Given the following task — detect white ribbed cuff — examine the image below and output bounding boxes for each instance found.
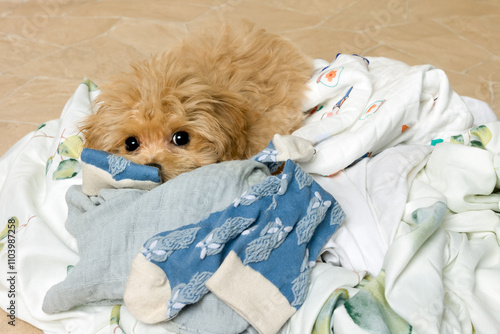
[206,251,295,334]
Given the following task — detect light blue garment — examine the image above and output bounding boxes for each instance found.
[42,157,270,320]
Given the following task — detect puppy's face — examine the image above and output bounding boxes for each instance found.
[80,64,250,182]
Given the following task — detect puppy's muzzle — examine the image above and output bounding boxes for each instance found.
[146,163,163,181]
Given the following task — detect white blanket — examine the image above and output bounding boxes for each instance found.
[0,55,497,333]
[388,125,500,334]
[294,55,473,176]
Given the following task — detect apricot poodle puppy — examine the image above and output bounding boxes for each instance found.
[80,23,313,181]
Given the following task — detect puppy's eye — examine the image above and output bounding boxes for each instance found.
[125,137,140,151]
[172,131,190,146]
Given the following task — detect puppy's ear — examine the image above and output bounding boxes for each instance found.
[79,113,107,150]
[79,113,95,146]
[79,107,123,152]
[207,91,253,160]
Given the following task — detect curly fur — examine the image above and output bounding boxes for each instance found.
[80,23,313,181]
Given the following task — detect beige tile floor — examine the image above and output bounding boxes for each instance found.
[1,0,500,332]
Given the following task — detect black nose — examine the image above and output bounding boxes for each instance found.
[145,163,162,172]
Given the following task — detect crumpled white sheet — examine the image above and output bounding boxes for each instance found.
[316,144,432,276]
[294,55,474,176]
[313,97,497,277]
[0,58,497,333]
[285,123,500,334]
[280,263,366,334]
[388,126,500,334]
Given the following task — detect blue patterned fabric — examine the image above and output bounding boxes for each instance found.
[141,144,345,320]
[81,148,161,183]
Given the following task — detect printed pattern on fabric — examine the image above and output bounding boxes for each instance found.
[255,147,279,163]
[48,134,84,180]
[243,218,293,265]
[196,217,255,259]
[0,217,19,253]
[142,227,201,262]
[295,164,314,190]
[251,142,282,173]
[329,201,345,227]
[232,173,289,212]
[139,151,345,320]
[294,54,473,176]
[291,250,313,307]
[166,271,213,319]
[446,124,493,149]
[296,192,332,244]
[317,66,343,88]
[107,155,131,177]
[80,148,162,187]
[109,305,125,334]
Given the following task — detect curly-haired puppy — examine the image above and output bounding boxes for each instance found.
[80,23,313,181]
